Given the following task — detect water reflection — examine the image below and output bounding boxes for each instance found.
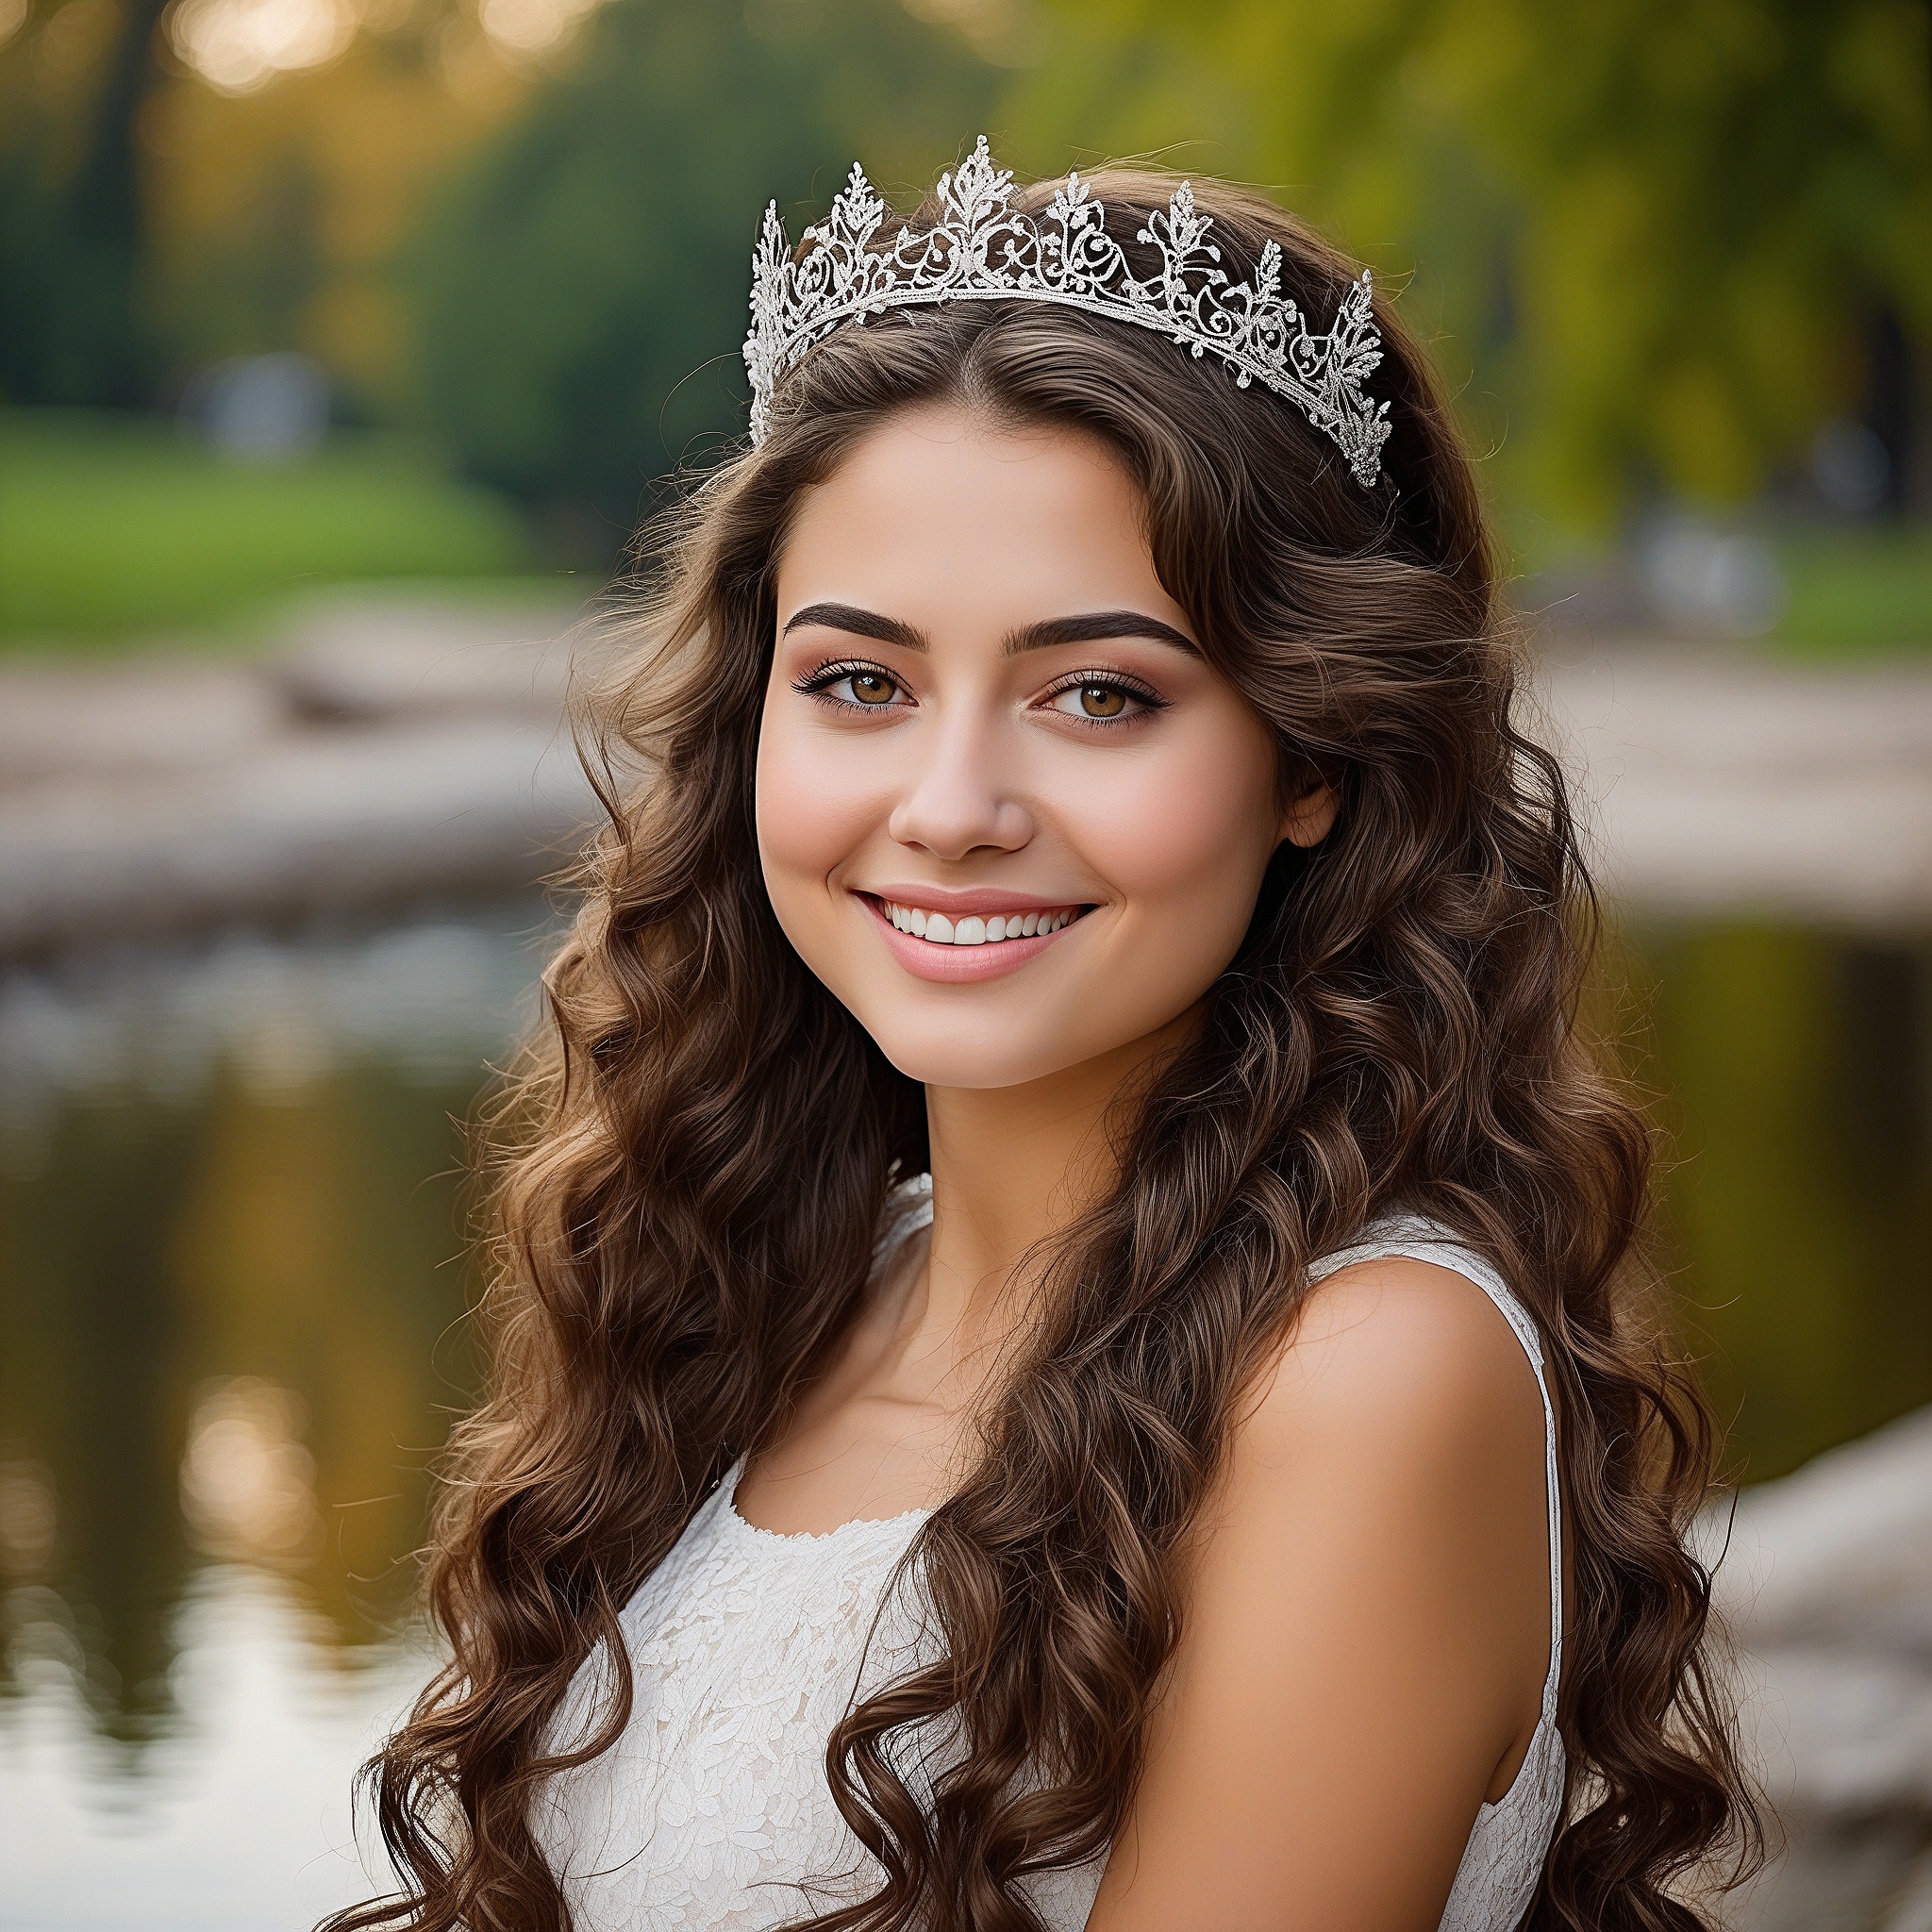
[1622,922,1932,1484]
[7,1567,426,1930]
[0,904,1928,1926]
[180,1378,326,1571]
[0,908,547,1761]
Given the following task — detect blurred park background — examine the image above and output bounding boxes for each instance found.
[2,1,1931,1927]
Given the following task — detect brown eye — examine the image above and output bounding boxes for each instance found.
[820,669,900,706]
[1046,679,1145,722]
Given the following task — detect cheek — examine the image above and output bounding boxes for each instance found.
[1074,716,1280,923]
[754,702,882,915]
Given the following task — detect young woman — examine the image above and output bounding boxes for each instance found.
[335,147,1757,1932]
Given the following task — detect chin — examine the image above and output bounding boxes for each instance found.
[858,1012,1093,1092]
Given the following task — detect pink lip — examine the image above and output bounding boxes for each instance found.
[857,891,1089,984]
[862,882,1085,918]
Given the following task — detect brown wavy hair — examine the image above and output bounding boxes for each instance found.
[330,163,1760,1932]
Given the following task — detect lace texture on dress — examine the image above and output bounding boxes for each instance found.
[533,1199,1565,1931]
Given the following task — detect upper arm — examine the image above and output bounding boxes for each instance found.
[1086,1258,1553,1932]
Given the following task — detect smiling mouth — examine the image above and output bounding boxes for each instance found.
[871,897,1091,947]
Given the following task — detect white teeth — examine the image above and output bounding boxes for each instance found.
[885,901,1082,945]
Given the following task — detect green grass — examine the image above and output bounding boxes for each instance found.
[10,408,1926,657]
[1769,525,1932,657]
[1504,512,1932,658]
[0,408,540,646]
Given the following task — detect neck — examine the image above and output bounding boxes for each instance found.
[913,1012,1191,1353]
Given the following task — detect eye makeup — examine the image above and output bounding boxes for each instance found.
[791,658,906,710]
[1035,666,1169,725]
[791,657,1172,726]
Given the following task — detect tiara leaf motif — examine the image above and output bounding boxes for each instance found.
[743,138,1391,488]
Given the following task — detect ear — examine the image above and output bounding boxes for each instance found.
[1278,776,1339,849]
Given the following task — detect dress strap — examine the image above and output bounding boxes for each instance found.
[1307,1216,1563,1721]
[876,1171,936,1262]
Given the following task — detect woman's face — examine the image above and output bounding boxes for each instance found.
[757,406,1332,1091]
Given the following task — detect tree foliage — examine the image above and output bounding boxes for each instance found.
[0,0,521,412]
[406,0,995,536]
[1006,0,1932,525]
[0,0,175,406]
[8,0,1922,536]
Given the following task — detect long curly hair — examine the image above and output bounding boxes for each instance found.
[330,164,1759,1932]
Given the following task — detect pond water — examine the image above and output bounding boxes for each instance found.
[1,903,1929,1929]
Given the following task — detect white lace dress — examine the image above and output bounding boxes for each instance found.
[533,1199,1567,1932]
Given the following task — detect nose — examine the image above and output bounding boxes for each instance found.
[887,709,1035,862]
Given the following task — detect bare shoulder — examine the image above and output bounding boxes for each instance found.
[1092,1251,1556,1926]
[1233,1251,1545,1481]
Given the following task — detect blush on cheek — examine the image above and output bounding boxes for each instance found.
[1078,752,1278,926]
[754,715,879,934]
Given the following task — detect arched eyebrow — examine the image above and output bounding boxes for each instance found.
[1003,610,1198,657]
[782,602,925,649]
[780,602,1198,658]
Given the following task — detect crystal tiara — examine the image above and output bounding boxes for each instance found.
[742,137,1391,488]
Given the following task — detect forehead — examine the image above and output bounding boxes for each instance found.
[775,408,1188,636]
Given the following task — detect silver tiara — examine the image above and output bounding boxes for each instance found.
[742,137,1391,488]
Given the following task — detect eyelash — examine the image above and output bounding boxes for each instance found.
[1039,667,1168,726]
[791,658,1169,724]
[791,658,904,711]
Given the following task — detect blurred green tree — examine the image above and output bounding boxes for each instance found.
[407,0,996,546]
[0,0,174,405]
[0,0,524,412]
[139,38,525,411]
[1007,0,1932,530]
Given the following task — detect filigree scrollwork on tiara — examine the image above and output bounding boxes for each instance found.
[742,137,1391,488]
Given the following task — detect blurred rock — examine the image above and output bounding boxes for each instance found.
[1535,643,1932,927]
[1517,555,1654,637]
[0,722,598,956]
[0,660,281,783]
[0,590,604,958]
[1714,1407,1932,1663]
[1732,1816,1932,1932]
[1704,1407,1932,1929]
[273,591,579,723]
